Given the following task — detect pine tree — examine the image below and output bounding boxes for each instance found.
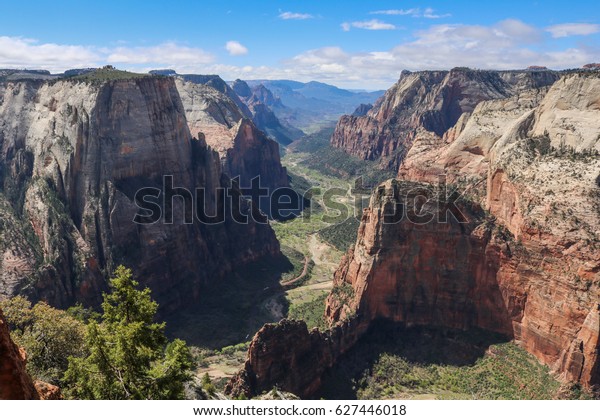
[63,266,193,399]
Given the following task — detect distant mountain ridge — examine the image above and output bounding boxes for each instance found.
[231,79,304,145]
[244,79,384,132]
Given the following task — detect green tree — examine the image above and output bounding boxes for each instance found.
[63,266,193,399]
[0,296,87,385]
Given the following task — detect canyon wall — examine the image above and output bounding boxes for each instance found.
[329,72,600,386]
[230,72,600,397]
[331,69,560,171]
[231,79,304,146]
[0,75,280,310]
[176,78,289,195]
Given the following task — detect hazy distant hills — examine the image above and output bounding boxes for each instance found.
[245,79,384,132]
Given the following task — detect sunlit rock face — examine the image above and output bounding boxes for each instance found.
[0,76,280,311]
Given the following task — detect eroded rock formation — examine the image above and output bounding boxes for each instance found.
[329,72,600,387]
[231,79,304,145]
[225,319,366,399]
[331,68,560,171]
[0,75,280,310]
[176,78,289,194]
[229,71,600,398]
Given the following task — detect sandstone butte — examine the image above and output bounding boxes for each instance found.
[0,74,285,312]
[227,70,600,399]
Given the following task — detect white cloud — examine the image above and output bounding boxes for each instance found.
[341,19,397,31]
[369,8,450,19]
[370,9,420,16]
[278,12,314,20]
[107,43,214,65]
[225,41,248,56]
[271,19,597,88]
[0,36,99,71]
[423,7,451,19]
[1,19,599,90]
[546,23,600,38]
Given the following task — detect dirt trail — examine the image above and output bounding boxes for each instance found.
[281,256,309,287]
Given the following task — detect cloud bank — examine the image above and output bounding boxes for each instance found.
[1,19,598,89]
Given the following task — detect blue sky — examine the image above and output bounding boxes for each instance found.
[0,0,599,88]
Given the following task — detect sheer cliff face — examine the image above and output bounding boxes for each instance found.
[328,73,600,386]
[0,77,280,310]
[331,69,560,171]
[176,79,289,191]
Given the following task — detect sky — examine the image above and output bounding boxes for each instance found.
[0,0,599,89]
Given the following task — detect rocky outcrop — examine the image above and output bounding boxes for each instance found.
[329,72,600,387]
[351,103,372,117]
[176,78,290,193]
[0,308,39,399]
[0,75,280,310]
[331,68,560,171]
[225,319,366,399]
[34,381,62,400]
[229,72,600,397]
[179,74,253,118]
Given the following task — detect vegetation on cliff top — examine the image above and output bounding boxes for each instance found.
[68,65,154,83]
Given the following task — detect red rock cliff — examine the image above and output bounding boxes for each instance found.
[329,72,600,387]
[331,68,559,171]
[229,73,600,398]
[0,308,39,399]
[225,319,365,399]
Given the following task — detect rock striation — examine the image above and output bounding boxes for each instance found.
[329,72,600,387]
[176,78,289,194]
[331,68,560,171]
[0,75,280,310]
[229,71,600,398]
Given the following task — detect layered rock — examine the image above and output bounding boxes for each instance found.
[178,74,253,118]
[230,72,600,398]
[331,68,560,171]
[176,78,289,193]
[329,72,600,387]
[0,75,280,310]
[225,319,365,399]
[0,308,39,399]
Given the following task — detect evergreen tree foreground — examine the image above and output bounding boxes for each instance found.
[64,266,193,399]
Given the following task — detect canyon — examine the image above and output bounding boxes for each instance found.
[227,70,600,398]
